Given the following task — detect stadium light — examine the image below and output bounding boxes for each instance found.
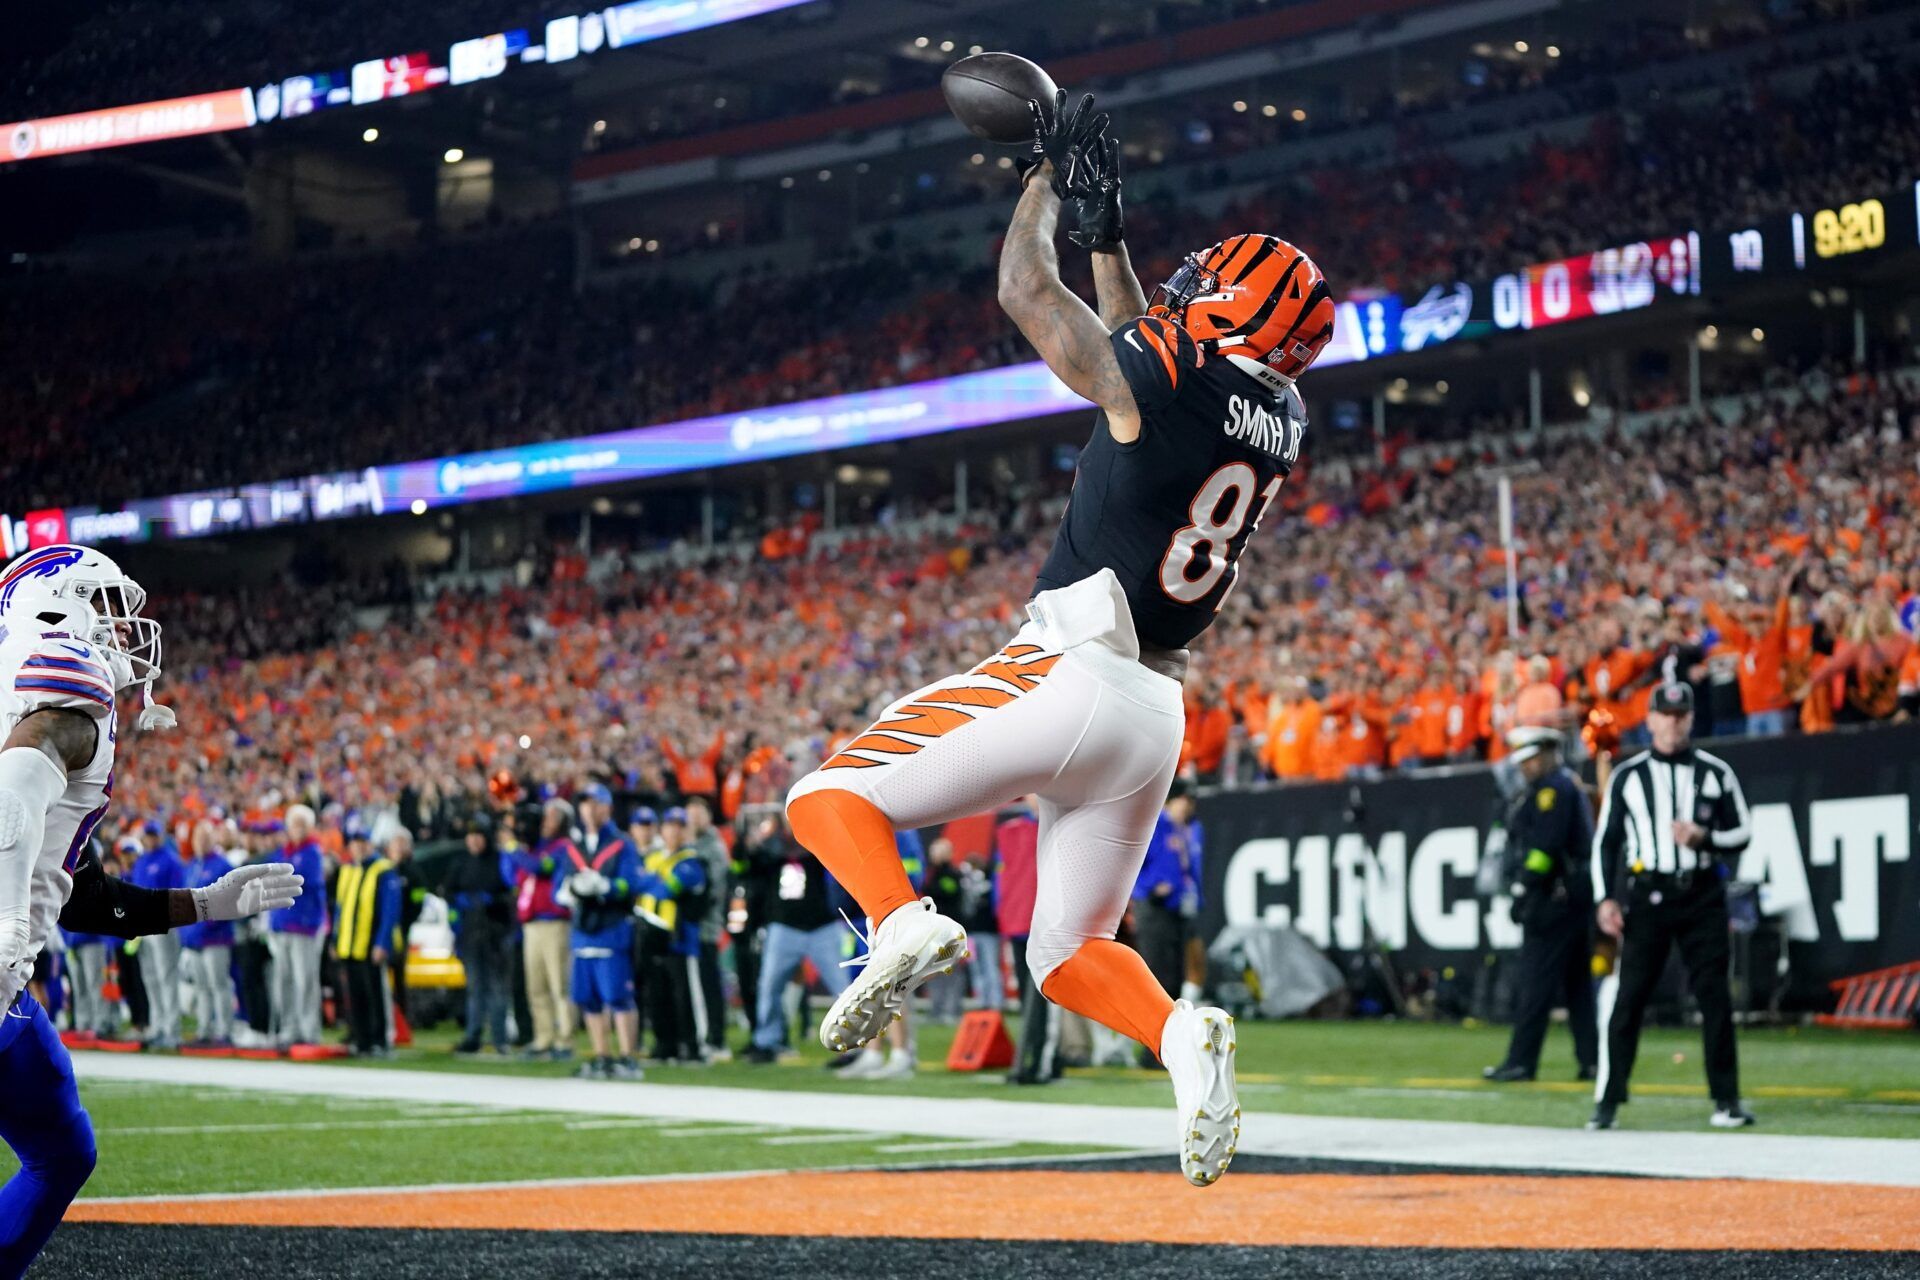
[443,147,465,163]
[969,44,983,55]
[1232,100,1247,113]
[914,36,929,48]
[1291,108,1307,122]
[940,40,954,52]
[970,153,985,165]
[1547,45,1561,57]
[409,499,428,515]
[818,168,831,181]
[1515,40,1529,52]
[779,175,794,188]
[646,239,659,252]
[361,127,379,143]
[1261,104,1277,118]
[1751,327,1766,341]
[592,119,607,133]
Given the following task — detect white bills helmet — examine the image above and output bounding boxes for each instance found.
[0,544,172,729]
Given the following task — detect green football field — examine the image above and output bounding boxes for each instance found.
[321,1016,1920,1136]
[66,1014,1920,1200]
[75,1078,1104,1199]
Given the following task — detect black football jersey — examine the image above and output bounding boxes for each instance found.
[1033,315,1306,650]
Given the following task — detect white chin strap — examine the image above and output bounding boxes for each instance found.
[1223,353,1295,391]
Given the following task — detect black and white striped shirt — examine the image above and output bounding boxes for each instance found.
[1590,747,1752,901]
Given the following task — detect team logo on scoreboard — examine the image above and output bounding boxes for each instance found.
[1401,282,1471,351]
[9,123,35,161]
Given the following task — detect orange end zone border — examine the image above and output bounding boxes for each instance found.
[70,1171,1920,1252]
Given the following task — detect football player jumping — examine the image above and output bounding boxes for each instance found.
[786,94,1334,1186]
[0,544,304,1274]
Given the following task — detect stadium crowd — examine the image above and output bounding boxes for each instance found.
[9,36,1920,508]
[41,360,1918,1063]
[96,363,1920,842]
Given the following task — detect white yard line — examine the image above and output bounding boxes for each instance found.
[759,1131,898,1146]
[71,1052,1920,1187]
[98,1115,557,1137]
[874,1138,1018,1154]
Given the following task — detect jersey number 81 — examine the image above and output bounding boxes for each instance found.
[1159,463,1284,608]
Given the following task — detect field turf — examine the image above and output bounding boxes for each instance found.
[323,1015,1920,1139]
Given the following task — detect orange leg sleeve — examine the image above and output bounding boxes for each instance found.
[786,789,920,927]
[1041,939,1177,1057]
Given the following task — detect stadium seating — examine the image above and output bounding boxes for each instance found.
[117,367,1920,837]
[11,40,1920,510]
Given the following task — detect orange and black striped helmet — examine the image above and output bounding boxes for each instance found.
[1148,235,1334,382]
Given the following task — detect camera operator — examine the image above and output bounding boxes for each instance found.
[1482,728,1597,1084]
[1589,683,1755,1131]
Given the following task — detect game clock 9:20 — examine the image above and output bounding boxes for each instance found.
[1812,198,1886,258]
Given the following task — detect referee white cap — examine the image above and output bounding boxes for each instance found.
[1505,726,1563,764]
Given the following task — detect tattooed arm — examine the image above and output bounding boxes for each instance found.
[997,163,1142,443]
[1090,246,1148,333]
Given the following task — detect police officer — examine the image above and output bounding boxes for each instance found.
[1589,683,1755,1130]
[1483,727,1598,1084]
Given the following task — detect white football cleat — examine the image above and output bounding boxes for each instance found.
[820,897,967,1054]
[1161,1000,1240,1188]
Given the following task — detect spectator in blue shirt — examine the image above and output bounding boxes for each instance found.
[129,819,185,1049]
[178,820,238,1046]
[1131,779,1204,1003]
[266,804,328,1047]
[563,789,644,1079]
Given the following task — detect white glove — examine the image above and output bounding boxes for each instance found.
[567,869,609,899]
[194,862,303,922]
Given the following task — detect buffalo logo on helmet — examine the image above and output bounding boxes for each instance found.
[1149,234,1335,382]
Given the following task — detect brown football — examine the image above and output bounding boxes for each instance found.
[941,52,1059,145]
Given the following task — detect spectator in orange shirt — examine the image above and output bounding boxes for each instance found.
[1583,619,1655,745]
[1264,676,1322,781]
[1180,675,1232,781]
[1706,586,1794,737]
[1513,655,1566,728]
[1444,665,1485,762]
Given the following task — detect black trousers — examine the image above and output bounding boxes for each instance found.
[235,939,272,1034]
[1009,936,1060,1082]
[694,940,727,1051]
[1134,904,1187,998]
[732,926,762,1040]
[1600,879,1738,1107]
[1500,907,1597,1075]
[637,929,697,1059]
[341,957,387,1053]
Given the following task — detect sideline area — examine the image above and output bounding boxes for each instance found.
[72,1051,1920,1188]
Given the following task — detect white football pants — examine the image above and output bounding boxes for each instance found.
[789,569,1183,984]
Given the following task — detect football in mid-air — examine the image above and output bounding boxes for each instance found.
[941,52,1059,144]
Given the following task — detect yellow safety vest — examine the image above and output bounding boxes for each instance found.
[637,846,696,932]
[335,857,393,961]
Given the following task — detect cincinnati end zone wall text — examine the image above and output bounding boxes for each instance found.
[1198,723,1919,1005]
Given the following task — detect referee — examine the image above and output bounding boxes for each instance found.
[1588,683,1755,1131]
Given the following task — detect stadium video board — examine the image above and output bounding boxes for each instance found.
[7,180,1918,554]
[0,0,815,162]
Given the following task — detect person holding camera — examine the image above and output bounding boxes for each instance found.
[1483,727,1597,1084]
[1589,683,1755,1131]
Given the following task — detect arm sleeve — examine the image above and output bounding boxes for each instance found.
[58,848,176,939]
[1590,768,1629,902]
[1708,762,1753,855]
[1519,783,1575,889]
[375,874,403,950]
[1110,317,1203,412]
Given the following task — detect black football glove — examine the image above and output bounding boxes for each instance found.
[1018,89,1108,199]
[1064,132,1124,250]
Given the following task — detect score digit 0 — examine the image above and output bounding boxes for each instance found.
[1813,198,1886,258]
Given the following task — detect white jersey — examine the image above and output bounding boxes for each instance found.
[0,624,118,953]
